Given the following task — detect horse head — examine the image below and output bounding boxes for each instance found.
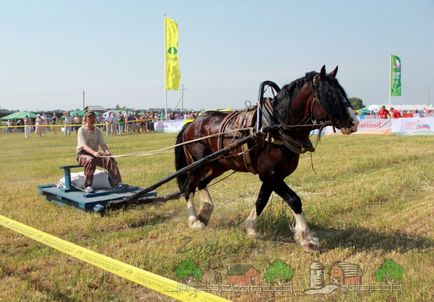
[274,66,359,135]
[309,65,359,134]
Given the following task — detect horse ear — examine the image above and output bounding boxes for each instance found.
[329,66,338,78]
[320,65,326,79]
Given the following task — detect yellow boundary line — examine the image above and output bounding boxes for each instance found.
[0,214,229,302]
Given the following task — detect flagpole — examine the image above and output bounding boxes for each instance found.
[164,14,168,120]
[388,54,391,109]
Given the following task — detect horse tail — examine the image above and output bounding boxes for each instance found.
[175,123,189,196]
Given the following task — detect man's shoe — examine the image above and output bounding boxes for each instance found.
[116,183,127,189]
[84,186,94,193]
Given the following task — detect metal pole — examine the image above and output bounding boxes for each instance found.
[164,14,168,120]
[82,90,85,109]
[388,55,391,109]
[181,84,184,111]
[165,90,168,120]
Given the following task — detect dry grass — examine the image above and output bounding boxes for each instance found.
[0,131,433,301]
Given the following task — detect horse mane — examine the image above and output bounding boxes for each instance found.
[274,70,350,124]
[273,71,316,122]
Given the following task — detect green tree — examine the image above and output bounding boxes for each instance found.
[263,260,294,284]
[175,258,203,283]
[374,259,404,283]
[348,97,365,110]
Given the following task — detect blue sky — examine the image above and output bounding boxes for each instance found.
[0,0,433,111]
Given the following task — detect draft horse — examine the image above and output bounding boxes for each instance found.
[174,66,359,252]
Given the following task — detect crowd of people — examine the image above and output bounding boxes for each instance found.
[5,106,433,137]
[2,110,198,138]
[358,106,433,119]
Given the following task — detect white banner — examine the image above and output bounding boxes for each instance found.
[154,119,185,133]
[390,118,434,135]
[322,118,434,136]
[154,117,434,136]
[322,118,392,135]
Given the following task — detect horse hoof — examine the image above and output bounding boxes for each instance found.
[295,232,320,253]
[197,214,209,226]
[245,227,257,237]
[190,220,206,230]
[301,241,320,253]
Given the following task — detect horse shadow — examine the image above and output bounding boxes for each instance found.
[257,221,433,253]
[312,224,433,252]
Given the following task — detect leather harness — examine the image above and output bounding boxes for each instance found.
[184,81,327,174]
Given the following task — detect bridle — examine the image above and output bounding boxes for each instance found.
[255,79,353,154]
[258,81,332,133]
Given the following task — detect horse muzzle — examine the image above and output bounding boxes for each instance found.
[340,111,359,135]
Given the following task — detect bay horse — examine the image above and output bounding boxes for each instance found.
[174,66,359,252]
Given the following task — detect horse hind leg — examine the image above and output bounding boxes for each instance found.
[197,187,214,226]
[245,183,272,236]
[196,166,225,226]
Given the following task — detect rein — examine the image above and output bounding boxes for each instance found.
[108,127,254,159]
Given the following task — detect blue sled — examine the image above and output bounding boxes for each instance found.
[38,165,157,213]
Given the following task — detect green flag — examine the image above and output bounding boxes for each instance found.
[390,55,401,96]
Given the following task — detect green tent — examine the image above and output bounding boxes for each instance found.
[1,111,37,120]
[358,108,371,115]
[69,109,84,117]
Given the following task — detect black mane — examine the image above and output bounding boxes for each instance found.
[273,71,317,123]
[274,71,352,127]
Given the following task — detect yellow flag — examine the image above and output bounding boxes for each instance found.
[165,17,180,90]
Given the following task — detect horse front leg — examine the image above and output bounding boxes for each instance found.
[244,183,272,236]
[273,180,319,252]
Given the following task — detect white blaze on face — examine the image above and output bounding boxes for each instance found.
[340,107,359,135]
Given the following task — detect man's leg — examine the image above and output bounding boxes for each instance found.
[102,157,122,187]
[77,155,97,187]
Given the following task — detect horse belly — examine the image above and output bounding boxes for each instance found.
[255,145,300,178]
[218,155,250,173]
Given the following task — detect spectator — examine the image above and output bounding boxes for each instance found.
[73,115,81,133]
[105,112,114,135]
[390,107,402,118]
[35,114,45,136]
[24,116,31,138]
[118,113,125,135]
[6,119,12,133]
[64,112,72,135]
[378,106,390,119]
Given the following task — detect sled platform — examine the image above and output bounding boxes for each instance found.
[38,164,157,213]
[38,184,157,213]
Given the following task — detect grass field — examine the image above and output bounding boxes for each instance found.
[0,131,433,301]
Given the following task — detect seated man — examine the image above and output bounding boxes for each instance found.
[76,107,123,193]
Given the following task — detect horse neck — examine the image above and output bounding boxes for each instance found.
[275,83,315,127]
